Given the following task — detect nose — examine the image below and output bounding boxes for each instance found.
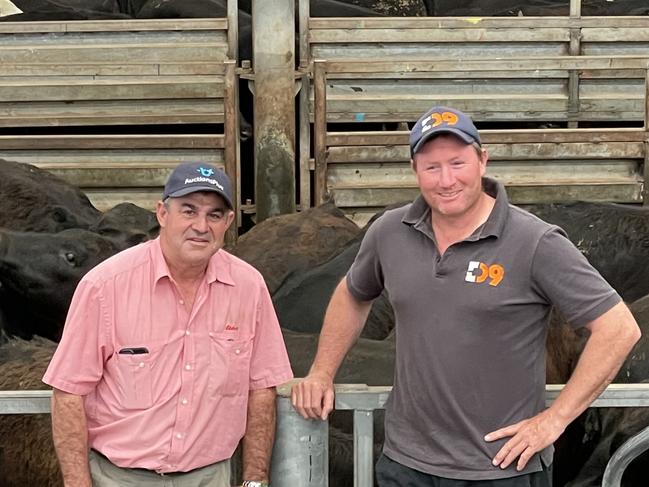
[438,165,456,188]
[191,215,209,234]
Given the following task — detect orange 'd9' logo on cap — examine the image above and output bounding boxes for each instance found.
[465,261,505,287]
[421,111,459,133]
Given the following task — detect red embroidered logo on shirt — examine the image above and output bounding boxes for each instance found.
[225,324,239,331]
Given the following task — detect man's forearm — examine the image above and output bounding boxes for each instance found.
[310,279,373,379]
[550,302,641,426]
[51,388,92,487]
[242,387,277,481]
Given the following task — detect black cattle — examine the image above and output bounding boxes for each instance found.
[0,160,102,233]
[0,228,120,341]
[0,0,128,20]
[0,336,60,487]
[526,202,649,303]
[238,0,384,16]
[89,202,159,250]
[273,237,395,340]
[135,0,227,18]
[230,202,360,294]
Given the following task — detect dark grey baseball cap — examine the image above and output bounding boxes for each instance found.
[163,162,233,209]
[409,106,481,156]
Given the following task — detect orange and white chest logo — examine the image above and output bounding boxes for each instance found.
[465,261,505,287]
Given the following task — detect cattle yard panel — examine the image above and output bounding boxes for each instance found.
[3,384,649,487]
[0,16,240,219]
[310,57,649,225]
[271,383,649,487]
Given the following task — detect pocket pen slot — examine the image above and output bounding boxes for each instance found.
[118,347,149,355]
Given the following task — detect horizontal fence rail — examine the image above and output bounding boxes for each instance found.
[272,383,649,487]
[4,384,648,486]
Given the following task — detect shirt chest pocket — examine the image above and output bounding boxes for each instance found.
[113,351,157,409]
[208,332,253,398]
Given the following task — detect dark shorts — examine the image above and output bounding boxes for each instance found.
[375,454,552,487]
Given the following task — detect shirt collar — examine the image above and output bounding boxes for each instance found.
[401,177,509,240]
[151,237,236,286]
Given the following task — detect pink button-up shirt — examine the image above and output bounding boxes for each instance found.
[43,238,293,473]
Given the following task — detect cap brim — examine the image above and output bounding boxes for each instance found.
[166,186,233,209]
[412,128,477,156]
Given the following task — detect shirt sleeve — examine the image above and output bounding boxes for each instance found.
[346,220,385,302]
[42,278,111,395]
[248,279,293,390]
[531,226,621,328]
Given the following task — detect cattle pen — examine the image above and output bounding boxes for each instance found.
[1,384,649,486]
[2,0,649,485]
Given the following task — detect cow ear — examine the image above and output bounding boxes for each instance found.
[50,205,75,224]
[28,205,79,232]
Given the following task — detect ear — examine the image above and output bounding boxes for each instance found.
[479,148,489,176]
[155,200,168,227]
[224,210,236,230]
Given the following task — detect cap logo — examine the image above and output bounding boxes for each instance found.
[421,111,459,133]
[197,167,214,177]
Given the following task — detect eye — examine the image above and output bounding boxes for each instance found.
[61,251,77,266]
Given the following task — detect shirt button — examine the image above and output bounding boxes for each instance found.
[181,399,188,405]
[138,362,145,368]
[208,332,214,337]
[179,300,185,305]
[235,349,241,355]
[185,330,191,336]
[176,433,182,439]
[185,364,191,370]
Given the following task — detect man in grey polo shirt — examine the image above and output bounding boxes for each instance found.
[291,106,641,486]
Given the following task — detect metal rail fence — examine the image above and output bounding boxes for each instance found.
[270,383,649,487]
[2,384,649,486]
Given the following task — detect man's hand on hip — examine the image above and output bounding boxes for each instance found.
[291,371,335,420]
[484,408,566,471]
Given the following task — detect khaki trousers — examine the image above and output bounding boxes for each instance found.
[89,450,231,487]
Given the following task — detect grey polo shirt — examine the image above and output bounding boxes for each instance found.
[346,178,621,481]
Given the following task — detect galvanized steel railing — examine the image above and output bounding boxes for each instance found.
[271,383,649,487]
[2,385,649,487]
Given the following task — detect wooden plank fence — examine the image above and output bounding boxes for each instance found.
[0,13,240,215]
[310,57,649,225]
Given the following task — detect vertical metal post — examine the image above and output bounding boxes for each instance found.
[271,395,329,487]
[252,0,296,221]
[353,410,374,487]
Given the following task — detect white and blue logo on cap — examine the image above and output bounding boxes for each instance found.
[163,162,233,208]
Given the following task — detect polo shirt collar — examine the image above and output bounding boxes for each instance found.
[151,237,236,286]
[479,177,509,239]
[401,177,509,240]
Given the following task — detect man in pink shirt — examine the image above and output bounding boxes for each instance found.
[43,162,293,487]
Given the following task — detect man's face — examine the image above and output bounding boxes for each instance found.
[156,191,234,268]
[412,134,488,220]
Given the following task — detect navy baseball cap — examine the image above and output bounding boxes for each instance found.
[409,106,481,156]
[163,162,233,209]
